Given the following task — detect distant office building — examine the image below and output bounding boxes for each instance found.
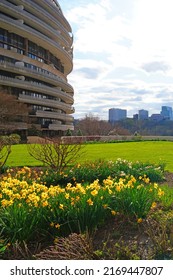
[161,106,173,120]
[109,108,127,123]
[133,114,138,120]
[150,114,164,122]
[138,109,149,120]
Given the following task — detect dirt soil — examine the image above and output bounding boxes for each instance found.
[162,172,173,187]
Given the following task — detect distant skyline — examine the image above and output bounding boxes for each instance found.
[109,104,173,119]
[59,0,173,120]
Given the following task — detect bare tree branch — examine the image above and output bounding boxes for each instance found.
[0,137,12,171]
[27,138,85,172]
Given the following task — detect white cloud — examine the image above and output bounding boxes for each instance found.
[59,0,173,120]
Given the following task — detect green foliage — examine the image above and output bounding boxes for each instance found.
[8,134,21,144]
[0,230,8,258]
[0,134,21,145]
[66,129,72,136]
[77,129,83,136]
[39,159,165,187]
[94,240,140,260]
[0,203,48,242]
[157,185,173,210]
[110,179,156,218]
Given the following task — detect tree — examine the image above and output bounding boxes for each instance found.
[66,129,72,136]
[108,124,130,136]
[0,88,28,131]
[0,136,11,172]
[74,114,112,136]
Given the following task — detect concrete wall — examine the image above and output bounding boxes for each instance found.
[61,135,173,143]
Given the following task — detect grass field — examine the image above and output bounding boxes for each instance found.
[6,141,173,171]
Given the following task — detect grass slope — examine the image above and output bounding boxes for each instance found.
[6,141,173,171]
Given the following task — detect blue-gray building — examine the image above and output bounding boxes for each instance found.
[109,108,127,123]
[138,109,149,120]
[161,106,173,120]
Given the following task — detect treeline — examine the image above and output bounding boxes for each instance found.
[73,115,173,136]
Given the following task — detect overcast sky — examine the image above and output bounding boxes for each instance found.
[58,0,173,120]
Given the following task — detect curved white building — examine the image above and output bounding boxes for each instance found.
[0,0,74,135]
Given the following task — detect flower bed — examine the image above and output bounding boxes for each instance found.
[0,159,173,259]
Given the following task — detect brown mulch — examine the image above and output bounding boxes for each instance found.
[162,171,173,187]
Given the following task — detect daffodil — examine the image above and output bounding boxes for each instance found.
[87,198,93,206]
[137,218,143,223]
[55,223,60,229]
[59,203,64,210]
[111,210,116,216]
[91,189,98,196]
[151,202,157,209]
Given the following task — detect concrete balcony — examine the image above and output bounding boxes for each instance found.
[0,74,74,105]
[48,123,74,131]
[18,94,75,114]
[35,110,74,122]
[0,0,72,49]
[0,61,74,96]
[0,122,28,130]
[0,14,73,74]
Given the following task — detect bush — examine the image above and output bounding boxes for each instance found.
[37,159,165,187]
[8,134,21,144]
[27,137,85,172]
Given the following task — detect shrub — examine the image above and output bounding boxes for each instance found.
[8,134,21,144]
[38,159,165,187]
[27,137,85,172]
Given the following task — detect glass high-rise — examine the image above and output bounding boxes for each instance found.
[109,108,127,123]
[161,106,173,120]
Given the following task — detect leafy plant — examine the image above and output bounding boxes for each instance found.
[94,240,140,260]
[157,185,173,210]
[0,229,8,258]
[38,159,165,187]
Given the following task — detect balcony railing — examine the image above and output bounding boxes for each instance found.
[0,60,74,94]
[0,14,73,73]
[35,110,74,121]
[1,0,71,48]
[19,93,74,113]
[0,73,74,104]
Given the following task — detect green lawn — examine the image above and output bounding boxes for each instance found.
[6,141,173,171]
